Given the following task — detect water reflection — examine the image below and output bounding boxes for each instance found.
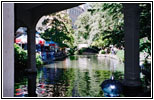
[15,55,124,97]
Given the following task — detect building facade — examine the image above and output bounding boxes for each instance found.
[67,5,85,29]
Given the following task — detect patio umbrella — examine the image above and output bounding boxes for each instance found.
[15,38,21,44]
[36,34,45,45]
[15,34,45,45]
[38,38,45,46]
[15,34,27,44]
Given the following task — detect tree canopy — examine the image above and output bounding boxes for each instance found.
[40,11,75,48]
[75,3,124,48]
[75,3,151,58]
[39,3,151,57]
[139,3,151,58]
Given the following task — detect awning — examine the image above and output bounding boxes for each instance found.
[15,34,45,45]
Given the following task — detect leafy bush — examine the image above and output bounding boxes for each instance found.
[14,44,43,69]
[14,44,28,69]
[112,71,124,80]
[99,50,106,54]
[36,54,44,67]
[139,3,151,62]
[68,47,77,55]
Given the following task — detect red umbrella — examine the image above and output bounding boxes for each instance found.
[36,34,45,46]
[39,40,45,46]
[15,38,21,43]
[15,35,27,44]
[15,34,45,45]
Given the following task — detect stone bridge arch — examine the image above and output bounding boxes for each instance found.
[15,3,82,30]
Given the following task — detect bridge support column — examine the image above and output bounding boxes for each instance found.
[27,28,37,97]
[123,3,142,96]
[3,3,14,97]
[27,28,37,72]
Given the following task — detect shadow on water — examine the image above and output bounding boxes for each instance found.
[14,55,124,97]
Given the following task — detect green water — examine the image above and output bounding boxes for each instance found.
[15,55,124,97]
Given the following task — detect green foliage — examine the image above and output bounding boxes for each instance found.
[36,54,44,67]
[14,44,28,69]
[68,49,75,55]
[40,11,75,48]
[139,4,151,90]
[112,71,124,80]
[14,44,43,69]
[139,4,151,40]
[99,50,106,54]
[75,3,151,53]
[74,11,91,44]
[140,38,151,57]
[139,3,151,58]
[75,3,124,48]
[68,46,77,55]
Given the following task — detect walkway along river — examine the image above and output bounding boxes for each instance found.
[15,55,124,97]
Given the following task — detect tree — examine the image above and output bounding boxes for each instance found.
[74,11,91,44]
[75,3,124,48]
[75,3,151,54]
[139,3,151,58]
[40,11,74,48]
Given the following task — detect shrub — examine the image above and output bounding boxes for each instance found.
[36,54,44,67]
[99,50,106,54]
[14,43,43,69]
[68,48,75,55]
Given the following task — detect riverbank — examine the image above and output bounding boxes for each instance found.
[97,53,123,63]
[81,52,98,55]
[97,49,124,62]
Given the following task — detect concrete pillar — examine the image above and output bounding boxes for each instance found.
[27,28,37,72]
[27,28,37,96]
[3,3,14,97]
[27,73,37,97]
[123,3,141,96]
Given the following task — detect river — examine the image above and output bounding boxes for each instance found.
[15,55,124,97]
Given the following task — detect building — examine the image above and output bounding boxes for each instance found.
[67,5,86,29]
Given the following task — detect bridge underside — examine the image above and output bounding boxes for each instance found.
[15,3,83,30]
